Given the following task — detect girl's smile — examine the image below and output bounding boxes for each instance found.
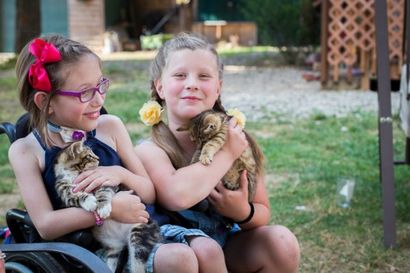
[84,110,101,120]
[181,95,201,102]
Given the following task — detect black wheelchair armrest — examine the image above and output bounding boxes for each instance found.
[6,208,98,250]
[0,242,112,273]
[0,122,16,143]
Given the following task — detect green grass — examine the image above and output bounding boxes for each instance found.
[1,51,410,272]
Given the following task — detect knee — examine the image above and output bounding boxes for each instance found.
[154,243,198,272]
[263,225,300,273]
[191,237,225,263]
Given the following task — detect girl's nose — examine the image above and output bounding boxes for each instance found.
[185,75,199,91]
[90,90,105,106]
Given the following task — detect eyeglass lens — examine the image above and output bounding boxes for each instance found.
[80,79,109,102]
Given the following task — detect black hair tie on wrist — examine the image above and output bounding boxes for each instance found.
[237,202,255,224]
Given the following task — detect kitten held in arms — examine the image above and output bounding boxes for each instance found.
[54,141,161,273]
[178,109,261,202]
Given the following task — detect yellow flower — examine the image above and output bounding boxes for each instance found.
[227,108,246,128]
[139,101,163,126]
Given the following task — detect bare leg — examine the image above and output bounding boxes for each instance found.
[224,225,300,273]
[154,243,198,273]
[189,236,228,273]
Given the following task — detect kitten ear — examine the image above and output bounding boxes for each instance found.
[70,141,83,157]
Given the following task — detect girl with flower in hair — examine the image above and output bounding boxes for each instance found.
[9,34,200,273]
[136,32,300,273]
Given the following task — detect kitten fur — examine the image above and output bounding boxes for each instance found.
[54,141,161,273]
[178,109,257,202]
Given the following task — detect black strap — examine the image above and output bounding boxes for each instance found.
[33,129,47,150]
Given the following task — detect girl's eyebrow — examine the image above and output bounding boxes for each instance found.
[64,75,104,91]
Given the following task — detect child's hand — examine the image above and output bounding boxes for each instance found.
[223,118,248,160]
[110,190,149,224]
[208,170,250,221]
[73,166,122,193]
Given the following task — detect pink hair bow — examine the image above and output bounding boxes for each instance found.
[28,38,62,92]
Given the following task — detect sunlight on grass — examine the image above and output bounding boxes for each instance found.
[257,112,410,272]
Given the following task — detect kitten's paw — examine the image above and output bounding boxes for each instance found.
[81,195,97,211]
[199,154,213,165]
[97,204,112,219]
[223,181,239,190]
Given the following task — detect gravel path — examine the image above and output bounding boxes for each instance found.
[221,66,400,121]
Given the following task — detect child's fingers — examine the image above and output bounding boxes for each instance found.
[84,177,109,193]
[209,187,222,200]
[229,117,239,128]
[73,172,103,192]
[73,170,92,184]
[239,170,249,191]
[214,181,225,192]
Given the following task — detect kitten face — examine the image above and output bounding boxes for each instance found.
[185,110,227,143]
[202,114,223,136]
[55,141,99,172]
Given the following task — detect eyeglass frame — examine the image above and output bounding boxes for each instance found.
[54,77,110,103]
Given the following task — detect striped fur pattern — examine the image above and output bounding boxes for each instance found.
[178,110,257,201]
[54,141,161,273]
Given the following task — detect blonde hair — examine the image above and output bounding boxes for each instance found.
[15,34,100,144]
[149,32,264,176]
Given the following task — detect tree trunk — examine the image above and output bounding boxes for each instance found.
[15,0,41,53]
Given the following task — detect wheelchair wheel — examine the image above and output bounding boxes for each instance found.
[5,261,33,273]
[5,252,67,273]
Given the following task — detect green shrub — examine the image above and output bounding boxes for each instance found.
[239,0,320,46]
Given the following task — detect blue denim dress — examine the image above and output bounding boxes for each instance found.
[160,207,240,247]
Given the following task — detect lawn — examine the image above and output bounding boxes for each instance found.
[1,49,410,272]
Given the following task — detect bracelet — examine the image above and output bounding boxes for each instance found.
[0,250,6,260]
[93,211,104,226]
[237,202,255,224]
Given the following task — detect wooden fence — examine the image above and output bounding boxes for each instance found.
[320,0,404,89]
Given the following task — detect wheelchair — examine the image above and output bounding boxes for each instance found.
[0,109,127,273]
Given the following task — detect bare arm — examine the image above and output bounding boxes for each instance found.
[135,121,248,211]
[8,138,95,240]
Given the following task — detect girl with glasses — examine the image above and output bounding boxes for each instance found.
[9,35,195,272]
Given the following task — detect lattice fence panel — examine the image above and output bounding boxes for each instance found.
[325,0,404,88]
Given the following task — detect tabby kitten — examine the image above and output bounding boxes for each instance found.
[54,141,161,273]
[178,110,257,202]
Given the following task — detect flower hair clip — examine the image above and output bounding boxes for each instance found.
[227,108,246,129]
[28,38,62,92]
[139,100,163,126]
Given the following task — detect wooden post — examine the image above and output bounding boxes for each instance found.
[15,0,40,53]
[375,0,397,248]
[320,0,329,88]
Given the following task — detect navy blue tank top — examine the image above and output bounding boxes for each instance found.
[34,130,122,209]
[33,130,169,225]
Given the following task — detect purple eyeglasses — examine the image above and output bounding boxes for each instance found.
[55,77,110,103]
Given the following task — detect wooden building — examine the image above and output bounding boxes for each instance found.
[0,0,257,53]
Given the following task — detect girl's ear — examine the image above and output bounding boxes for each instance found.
[33,92,53,114]
[154,79,165,99]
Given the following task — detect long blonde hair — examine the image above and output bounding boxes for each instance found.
[149,33,264,176]
[15,34,100,144]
